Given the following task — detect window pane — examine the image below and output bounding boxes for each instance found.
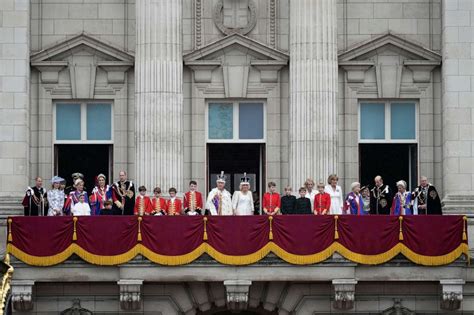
[391,102,416,140]
[56,103,81,140]
[360,103,385,140]
[87,103,112,140]
[208,103,233,139]
[239,103,264,139]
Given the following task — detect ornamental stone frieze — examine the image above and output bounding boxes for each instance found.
[440,279,464,311]
[118,279,143,310]
[224,280,252,311]
[11,280,34,312]
[332,279,357,310]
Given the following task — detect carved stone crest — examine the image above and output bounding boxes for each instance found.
[213,0,257,36]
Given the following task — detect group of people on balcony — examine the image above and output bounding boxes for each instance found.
[22,170,442,217]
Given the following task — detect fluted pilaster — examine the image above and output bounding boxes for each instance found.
[135,0,183,192]
[289,0,338,188]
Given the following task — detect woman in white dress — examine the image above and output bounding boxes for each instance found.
[47,176,65,216]
[232,174,254,216]
[324,174,344,215]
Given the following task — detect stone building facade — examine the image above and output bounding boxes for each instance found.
[1,0,474,314]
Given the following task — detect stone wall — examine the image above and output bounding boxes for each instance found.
[441,0,474,198]
[0,0,30,197]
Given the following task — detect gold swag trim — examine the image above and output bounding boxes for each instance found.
[6,242,469,267]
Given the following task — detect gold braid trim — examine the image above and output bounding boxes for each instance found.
[6,242,469,267]
[0,254,14,313]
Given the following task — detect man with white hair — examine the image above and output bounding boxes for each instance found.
[206,171,233,215]
[412,176,442,215]
[369,175,392,215]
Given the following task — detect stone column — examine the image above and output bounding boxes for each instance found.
[0,0,30,196]
[440,1,474,212]
[135,0,183,192]
[288,0,338,189]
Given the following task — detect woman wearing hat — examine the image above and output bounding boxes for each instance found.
[47,176,65,216]
[89,174,112,215]
[343,182,367,215]
[64,178,89,216]
[232,173,254,216]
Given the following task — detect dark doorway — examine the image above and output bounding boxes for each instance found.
[359,144,417,192]
[55,144,112,194]
[207,144,264,212]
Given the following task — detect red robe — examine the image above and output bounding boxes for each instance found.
[166,198,182,216]
[183,191,203,210]
[151,197,167,215]
[263,192,281,214]
[313,192,331,215]
[133,195,152,215]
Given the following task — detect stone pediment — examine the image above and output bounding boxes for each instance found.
[30,32,134,64]
[30,33,134,97]
[338,33,441,97]
[184,33,289,63]
[338,32,441,64]
[184,34,288,94]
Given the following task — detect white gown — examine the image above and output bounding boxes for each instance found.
[71,202,91,216]
[206,188,233,215]
[325,184,344,215]
[232,191,254,216]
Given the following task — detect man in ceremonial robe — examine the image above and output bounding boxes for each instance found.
[412,176,442,215]
[184,180,203,215]
[206,172,233,215]
[111,170,135,215]
[369,175,392,215]
[22,177,47,216]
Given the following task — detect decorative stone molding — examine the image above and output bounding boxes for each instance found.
[194,0,202,49]
[31,61,68,84]
[118,279,143,311]
[213,0,257,36]
[97,61,133,84]
[224,280,252,311]
[269,0,276,48]
[381,299,415,315]
[61,299,92,315]
[440,279,464,311]
[186,60,221,83]
[404,60,440,83]
[251,60,286,83]
[339,61,374,83]
[332,279,357,310]
[11,280,34,312]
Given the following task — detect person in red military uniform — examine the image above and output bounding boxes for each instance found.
[166,187,182,216]
[263,182,281,215]
[133,186,152,216]
[151,187,167,216]
[313,182,331,215]
[184,180,203,215]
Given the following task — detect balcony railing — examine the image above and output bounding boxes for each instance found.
[6,215,468,266]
